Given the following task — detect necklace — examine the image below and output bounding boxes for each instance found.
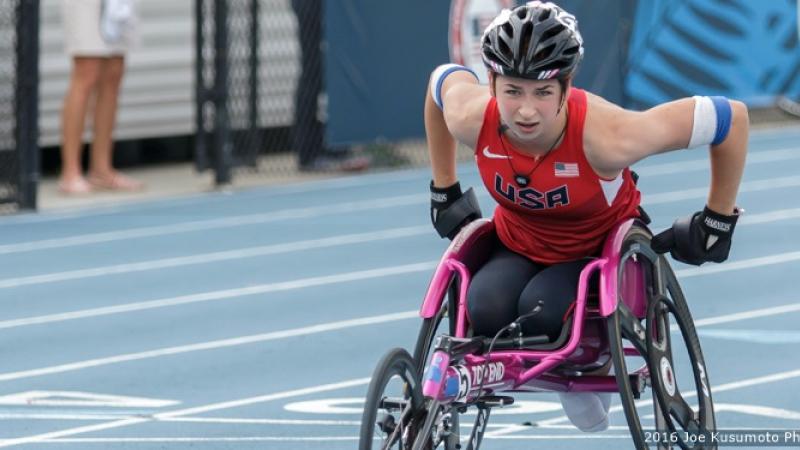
[497,111,568,188]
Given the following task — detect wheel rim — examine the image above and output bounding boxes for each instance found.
[609,225,716,450]
[646,290,715,450]
[360,349,424,450]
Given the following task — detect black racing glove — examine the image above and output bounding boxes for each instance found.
[651,206,742,266]
[430,181,482,240]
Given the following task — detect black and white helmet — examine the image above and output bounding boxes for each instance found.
[481,1,584,80]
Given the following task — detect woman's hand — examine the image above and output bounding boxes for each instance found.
[651,206,741,265]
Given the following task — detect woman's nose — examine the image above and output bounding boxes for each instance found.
[517,102,536,119]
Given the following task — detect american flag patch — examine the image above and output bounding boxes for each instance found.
[554,162,579,177]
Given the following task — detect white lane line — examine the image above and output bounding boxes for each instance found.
[33,437,361,443]
[0,418,149,448]
[1,203,796,292]
[714,368,800,394]
[1,245,799,383]
[676,251,800,278]
[740,207,800,225]
[18,365,800,446]
[487,367,800,437]
[0,194,423,255]
[4,235,799,333]
[0,226,430,289]
[31,436,632,443]
[0,262,436,330]
[0,379,370,447]
[2,143,793,227]
[643,174,800,205]
[694,303,800,327]
[3,204,798,292]
[4,161,799,256]
[0,312,417,382]
[634,147,800,177]
[166,417,361,426]
[696,329,800,344]
[0,168,437,227]
[483,306,800,437]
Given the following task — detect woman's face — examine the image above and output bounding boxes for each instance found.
[492,74,565,146]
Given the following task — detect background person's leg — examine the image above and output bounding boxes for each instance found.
[87,56,142,190]
[59,57,102,194]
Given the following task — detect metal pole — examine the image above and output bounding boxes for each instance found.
[16,0,40,210]
[194,0,209,171]
[213,0,231,185]
[249,0,258,133]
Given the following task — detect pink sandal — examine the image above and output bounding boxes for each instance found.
[58,177,93,195]
[87,173,144,191]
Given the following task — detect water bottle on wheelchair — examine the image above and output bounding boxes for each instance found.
[359,210,722,450]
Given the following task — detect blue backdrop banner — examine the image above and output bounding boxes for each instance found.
[625,0,799,109]
[324,0,450,146]
[325,1,799,145]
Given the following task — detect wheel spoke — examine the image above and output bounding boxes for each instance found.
[667,394,697,431]
[359,349,424,450]
[618,302,648,355]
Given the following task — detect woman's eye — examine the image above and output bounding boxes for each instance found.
[537,91,553,97]
[505,90,520,95]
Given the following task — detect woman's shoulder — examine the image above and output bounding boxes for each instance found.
[443,84,492,148]
[582,91,634,177]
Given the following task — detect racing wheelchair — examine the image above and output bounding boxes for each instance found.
[359,217,716,450]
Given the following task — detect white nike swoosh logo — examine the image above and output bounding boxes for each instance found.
[482,146,509,159]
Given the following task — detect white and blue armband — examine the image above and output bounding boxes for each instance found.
[688,96,733,148]
[429,64,479,110]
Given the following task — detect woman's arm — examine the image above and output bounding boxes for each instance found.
[424,66,489,239]
[585,94,749,215]
[585,93,749,265]
[424,68,489,188]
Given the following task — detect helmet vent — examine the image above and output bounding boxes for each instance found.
[521,21,534,48]
[539,8,551,21]
[534,43,555,61]
[541,24,565,42]
[501,22,514,38]
[498,39,512,60]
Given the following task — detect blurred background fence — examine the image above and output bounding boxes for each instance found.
[0,0,39,212]
[0,0,797,212]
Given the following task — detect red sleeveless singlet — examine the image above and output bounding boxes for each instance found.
[474,88,641,264]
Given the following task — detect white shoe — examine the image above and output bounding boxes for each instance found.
[557,391,612,432]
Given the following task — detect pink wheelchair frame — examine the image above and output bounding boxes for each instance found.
[420,218,645,399]
[410,217,715,450]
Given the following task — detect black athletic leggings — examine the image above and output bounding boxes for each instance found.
[466,242,594,341]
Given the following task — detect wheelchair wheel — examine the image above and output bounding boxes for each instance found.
[410,281,461,449]
[608,225,716,450]
[359,348,425,450]
[411,399,474,450]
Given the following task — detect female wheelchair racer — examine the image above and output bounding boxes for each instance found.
[359,2,748,449]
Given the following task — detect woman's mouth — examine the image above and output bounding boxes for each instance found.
[516,122,538,133]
